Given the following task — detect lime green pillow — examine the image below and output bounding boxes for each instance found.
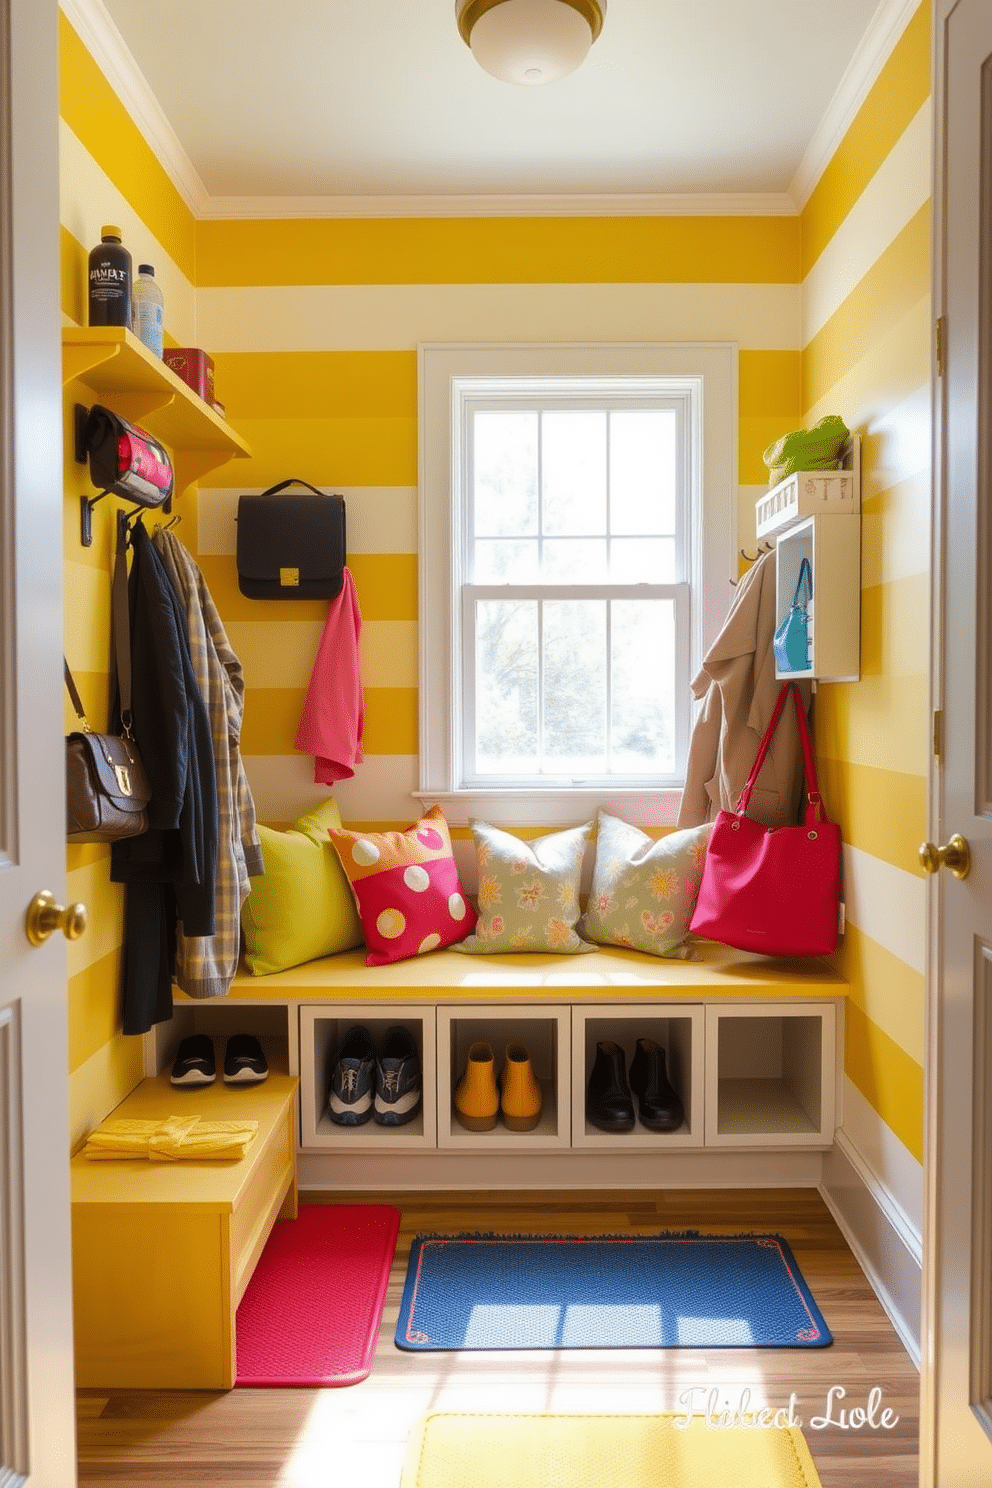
[241,798,364,975]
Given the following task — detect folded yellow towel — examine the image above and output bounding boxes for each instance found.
[150,1119,258,1162]
[83,1115,258,1162]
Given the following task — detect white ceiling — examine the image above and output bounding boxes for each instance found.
[85,0,902,214]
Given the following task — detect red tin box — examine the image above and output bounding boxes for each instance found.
[163,347,215,405]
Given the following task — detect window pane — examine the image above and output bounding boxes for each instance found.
[475,600,538,771]
[544,601,607,769]
[611,599,676,772]
[474,539,540,582]
[610,408,676,536]
[474,411,538,537]
[542,410,606,536]
[543,538,607,581]
[610,537,676,582]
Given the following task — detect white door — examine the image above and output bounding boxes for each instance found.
[923,1,992,1484]
[1,0,80,1483]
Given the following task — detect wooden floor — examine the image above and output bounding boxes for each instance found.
[76,1188,919,1487]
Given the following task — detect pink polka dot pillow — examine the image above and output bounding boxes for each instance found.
[327,806,477,966]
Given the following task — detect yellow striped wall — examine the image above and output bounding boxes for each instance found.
[193,224,802,854]
[59,10,200,1146]
[58,2,930,1224]
[801,0,930,1225]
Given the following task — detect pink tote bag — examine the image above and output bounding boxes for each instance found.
[689,682,841,957]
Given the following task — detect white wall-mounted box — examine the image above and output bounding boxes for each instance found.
[775,514,860,682]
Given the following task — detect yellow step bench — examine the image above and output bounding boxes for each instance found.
[71,1070,298,1390]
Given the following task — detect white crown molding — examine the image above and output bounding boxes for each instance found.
[59,0,796,222]
[789,0,925,209]
[194,191,798,221]
[63,0,919,224]
[59,0,210,217]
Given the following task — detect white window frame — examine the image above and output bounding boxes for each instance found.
[417,343,737,827]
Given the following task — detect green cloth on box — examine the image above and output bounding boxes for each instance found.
[762,414,849,486]
[240,797,363,975]
[453,819,595,954]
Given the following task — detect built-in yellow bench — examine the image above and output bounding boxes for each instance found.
[164,942,847,1178]
[221,940,848,1004]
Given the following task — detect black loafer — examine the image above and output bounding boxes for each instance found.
[170,1033,216,1086]
[629,1037,684,1131]
[585,1040,635,1132]
[223,1033,269,1084]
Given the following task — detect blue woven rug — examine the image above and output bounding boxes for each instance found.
[395,1232,831,1351]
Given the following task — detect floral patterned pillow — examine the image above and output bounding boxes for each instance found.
[581,811,712,959]
[453,819,596,955]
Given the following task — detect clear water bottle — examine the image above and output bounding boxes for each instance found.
[88,225,132,328]
[132,264,164,358]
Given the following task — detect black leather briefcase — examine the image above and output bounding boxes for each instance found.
[236,478,346,600]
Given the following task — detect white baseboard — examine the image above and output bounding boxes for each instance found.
[298,1147,825,1192]
[819,1131,922,1367]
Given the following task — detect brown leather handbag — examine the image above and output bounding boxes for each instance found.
[65,516,150,842]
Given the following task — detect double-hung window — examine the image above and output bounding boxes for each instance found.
[419,344,735,826]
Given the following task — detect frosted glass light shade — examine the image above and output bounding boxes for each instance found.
[457,0,606,86]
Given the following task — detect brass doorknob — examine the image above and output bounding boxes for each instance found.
[919,834,972,880]
[25,890,88,946]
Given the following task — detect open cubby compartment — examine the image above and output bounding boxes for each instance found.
[704,1001,837,1147]
[298,1004,437,1150]
[775,513,860,682]
[152,998,295,1081]
[570,1003,704,1148]
[436,1004,570,1151]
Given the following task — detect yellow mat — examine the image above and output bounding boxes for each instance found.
[400,1411,823,1488]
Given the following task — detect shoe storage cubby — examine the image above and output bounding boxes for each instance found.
[298,1004,437,1150]
[436,1005,570,1151]
[570,1005,705,1149]
[154,998,295,1081]
[704,1003,837,1147]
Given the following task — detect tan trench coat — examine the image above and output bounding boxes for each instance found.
[677,550,812,830]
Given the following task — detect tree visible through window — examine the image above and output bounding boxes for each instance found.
[462,397,689,786]
[418,343,735,826]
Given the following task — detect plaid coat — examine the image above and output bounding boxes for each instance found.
[154,530,263,999]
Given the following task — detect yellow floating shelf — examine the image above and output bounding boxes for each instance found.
[63,325,250,465]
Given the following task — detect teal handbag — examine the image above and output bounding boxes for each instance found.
[773,557,813,673]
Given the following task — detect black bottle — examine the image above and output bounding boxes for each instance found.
[88,224,132,328]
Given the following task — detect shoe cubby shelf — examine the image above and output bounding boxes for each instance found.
[299,1005,438,1149]
[155,1000,296,1081]
[704,1005,836,1147]
[200,998,839,1155]
[437,1006,570,1151]
[165,947,848,1172]
[572,1006,705,1149]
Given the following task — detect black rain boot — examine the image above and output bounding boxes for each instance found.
[629,1037,684,1132]
[585,1040,635,1133]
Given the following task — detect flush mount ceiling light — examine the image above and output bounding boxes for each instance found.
[456,0,607,86]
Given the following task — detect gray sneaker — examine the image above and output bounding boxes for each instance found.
[328,1024,375,1125]
[374,1025,422,1126]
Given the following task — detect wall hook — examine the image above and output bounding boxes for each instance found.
[80,489,113,547]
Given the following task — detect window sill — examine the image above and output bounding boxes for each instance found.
[412,788,685,829]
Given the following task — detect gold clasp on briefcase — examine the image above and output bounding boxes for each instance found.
[113,764,133,796]
[279,567,300,587]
